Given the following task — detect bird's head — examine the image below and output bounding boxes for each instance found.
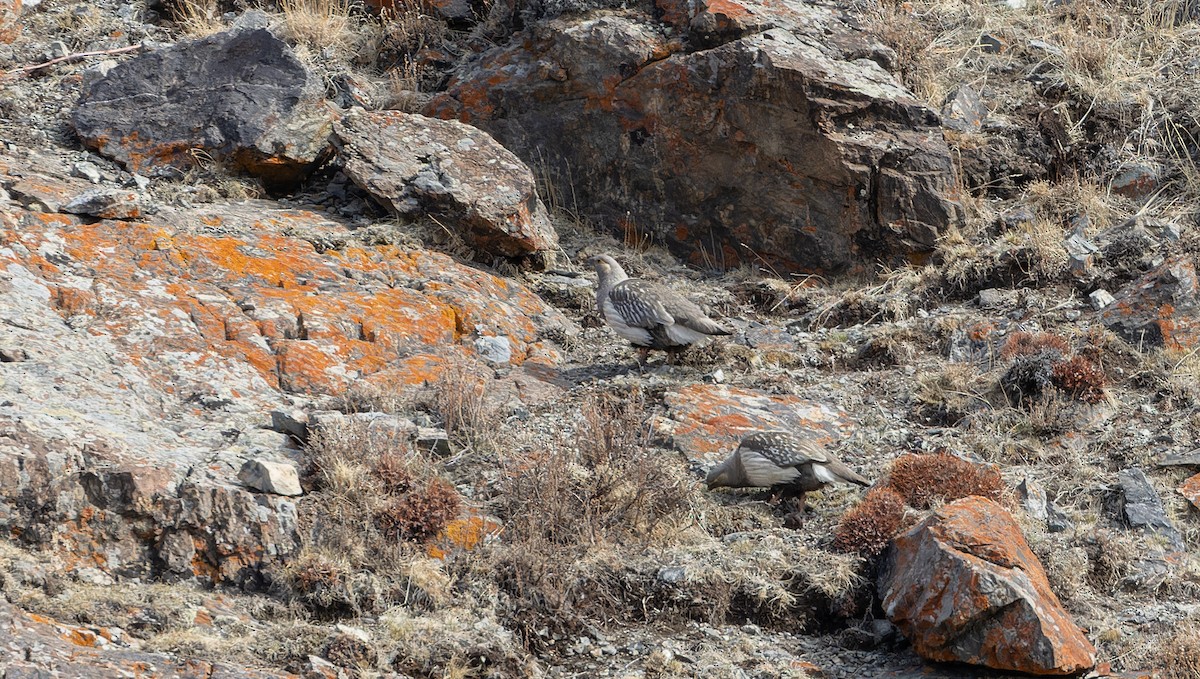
[588,254,619,275]
[705,458,735,489]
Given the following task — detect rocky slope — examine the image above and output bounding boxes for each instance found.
[1,0,1199,677]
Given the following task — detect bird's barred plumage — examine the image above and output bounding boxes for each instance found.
[589,255,731,357]
[706,431,871,496]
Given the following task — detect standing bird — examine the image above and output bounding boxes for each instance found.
[706,431,870,522]
[589,254,732,366]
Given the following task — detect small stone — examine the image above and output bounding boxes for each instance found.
[269,409,310,440]
[703,368,725,384]
[941,86,987,132]
[1118,467,1183,553]
[0,347,28,362]
[72,161,103,184]
[131,173,151,190]
[1018,477,1048,522]
[237,458,303,496]
[334,624,370,642]
[979,33,1006,53]
[978,288,1015,310]
[474,335,512,365]
[416,427,451,456]
[657,566,686,583]
[1046,503,1074,533]
[48,40,69,58]
[1110,162,1160,200]
[62,188,145,220]
[1088,289,1115,311]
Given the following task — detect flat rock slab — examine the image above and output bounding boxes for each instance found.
[0,601,293,678]
[662,383,853,462]
[1101,256,1200,350]
[238,459,302,496]
[878,497,1096,676]
[335,110,558,267]
[0,0,18,44]
[72,24,336,186]
[1118,467,1184,553]
[427,2,962,275]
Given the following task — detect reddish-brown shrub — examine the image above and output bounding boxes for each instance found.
[1000,331,1070,360]
[372,451,413,494]
[831,488,909,557]
[1051,356,1106,404]
[884,452,1005,509]
[376,478,462,542]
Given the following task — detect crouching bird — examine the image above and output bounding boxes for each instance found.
[589,254,731,366]
[706,431,871,525]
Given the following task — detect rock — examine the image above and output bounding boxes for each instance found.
[0,0,18,44]
[878,497,1097,675]
[426,4,963,276]
[1179,473,1200,511]
[1157,448,1200,467]
[1046,502,1074,533]
[978,288,1016,310]
[269,409,310,441]
[1088,289,1115,310]
[1110,162,1161,200]
[474,335,513,365]
[72,161,103,184]
[334,110,559,267]
[416,427,452,456]
[0,347,28,362]
[72,24,336,187]
[238,459,303,496]
[0,601,294,677]
[1101,256,1200,349]
[62,188,145,219]
[1117,467,1184,553]
[978,33,1006,53]
[941,86,987,132]
[662,383,854,463]
[1018,477,1048,522]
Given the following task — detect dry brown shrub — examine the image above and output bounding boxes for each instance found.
[884,452,1006,509]
[1050,355,1107,404]
[323,632,378,669]
[831,488,909,558]
[1156,622,1200,679]
[372,450,414,494]
[375,478,462,542]
[1000,331,1071,360]
[430,359,500,453]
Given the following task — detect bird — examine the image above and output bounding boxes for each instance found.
[706,431,870,522]
[588,254,731,366]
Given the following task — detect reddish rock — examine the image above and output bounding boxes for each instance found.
[662,384,854,462]
[1181,473,1200,510]
[0,0,18,44]
[878,496,1097,676]
[1101,256,1200,349]
[335,110,558,267]
[426,3,962,275]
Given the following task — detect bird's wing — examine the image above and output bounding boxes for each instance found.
[740,448,803,487]
[658,286,731,336]
[740,431,831,468]
[608,280,675,329]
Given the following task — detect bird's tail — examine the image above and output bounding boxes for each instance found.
[689,316,733,336]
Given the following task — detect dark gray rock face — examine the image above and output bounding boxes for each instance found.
[426,2,964,275]
[72,25,336,187]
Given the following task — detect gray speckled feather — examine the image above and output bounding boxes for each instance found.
[707,430,871,494]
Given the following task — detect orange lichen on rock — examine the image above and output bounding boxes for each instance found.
[664,383,853,461]
[426,514,503,560]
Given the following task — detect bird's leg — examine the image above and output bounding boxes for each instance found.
[781,493,808,529]
[636,346,651,370]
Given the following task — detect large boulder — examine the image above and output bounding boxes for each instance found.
[0,0,18,44]
[0,153,570,584]
[426,1,963,275]
[72,22,336,187]
[1101,255,1200,349]
[334,110,559,268]
[878,496,1096,676]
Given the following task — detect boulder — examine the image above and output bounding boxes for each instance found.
[72,24,336,187]
[426,2,963,275]
[62,187,146,220]
[0,154,570,584]
[878,496,1096,676]
[238,459,303,496]
[662,383,854,462]
[1117,468,1183,553]
[0,0,18,44]
[1100,256,1200,349]
[334,110,559,268]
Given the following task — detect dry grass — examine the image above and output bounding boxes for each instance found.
[428,358,502,454]
[170,0,226,36]
[278,0,355,56]
[1156,621,1200,679]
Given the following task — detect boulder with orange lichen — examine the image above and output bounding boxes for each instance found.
[878,496,1097,676]
[425,0,962,275]
[335,109,559,269]
[71,19,336,188]
[1100,256,1200,350]
[661,383,854,463]
[0,0,18,45]
[0,157,570,586]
